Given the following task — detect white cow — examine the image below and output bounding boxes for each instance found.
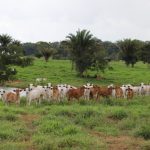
[120,85,128,98]
[45,86,53,101]
[27,87,47,105]
[84,84,93,100]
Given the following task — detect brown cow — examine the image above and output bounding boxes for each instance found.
[67,86,85,101]
[97,86,113,100]
[115,86,123,98]
[5,89,22,105]
[52,86,60,101]
[90,85,100,100]
[126,88,134,100]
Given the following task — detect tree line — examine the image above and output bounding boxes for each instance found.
[0,29,150,83]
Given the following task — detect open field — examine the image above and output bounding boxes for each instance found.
[1,59,150,150]
[0,97,150,150]
[6,59,150,88]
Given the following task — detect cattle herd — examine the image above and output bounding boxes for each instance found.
[0,82,150,105]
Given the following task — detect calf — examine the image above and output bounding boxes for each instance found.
[126,88,134,100]
[52,86,60,101]
[3,89,22,105]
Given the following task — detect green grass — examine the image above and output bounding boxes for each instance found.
[6,58,150,88]
[0,59,150,149]
[0,96,150,149]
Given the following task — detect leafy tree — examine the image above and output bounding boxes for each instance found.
[117,39,139,67]
[0,34,32,84]
[90,39,108,74]
[140,41,150,64]
[36,42,56,62]
[23,42,38,55]
[52,42,70,59]
[103,41,120,60]
[66,29,108,76]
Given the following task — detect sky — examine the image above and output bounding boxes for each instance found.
[0,0,150,43]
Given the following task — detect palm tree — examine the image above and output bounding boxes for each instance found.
[36,42,55,62]
[117,39,139,67]
[0,34,12,47]
[66,29,95,76]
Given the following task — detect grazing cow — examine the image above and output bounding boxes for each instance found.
[36,78,42,82]
[126,88,134,100]
[67,86,85,101]
[3,89,22,105]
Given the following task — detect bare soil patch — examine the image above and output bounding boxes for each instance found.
[20,114,40,150]
[88,130,144,150]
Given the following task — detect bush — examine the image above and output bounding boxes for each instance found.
[135,125,150,140]
[4,114,17,122]
[141,141,150,150]
[108,109,128,120]
[63,125,79,135]
[18,57,34,67]
[118,118,136,130]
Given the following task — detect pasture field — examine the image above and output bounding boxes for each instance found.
[0,97,150,150]
[6,58,150,88]
[1,59,150,150]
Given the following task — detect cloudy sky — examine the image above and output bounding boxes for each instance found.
[0,0,150,43]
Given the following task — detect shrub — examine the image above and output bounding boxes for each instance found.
[141,141,150,150]
[108,109,128,120]
[135,125,150,140]
[63,125,79,135]
[18,57,34,67]
[118,118,136,130]
[4,114,17,121]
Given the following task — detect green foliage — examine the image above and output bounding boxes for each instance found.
[66,29,108,76]
[36,41,56,62]
[0,96,149,149]
[108,109,128,120]
[6,59,150,88]
[103,41,120,60]
[140,42,150,64]
[17,57,34,67]
[135,125,150,140]
[0,34,33,83]
[117,39,141,67]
